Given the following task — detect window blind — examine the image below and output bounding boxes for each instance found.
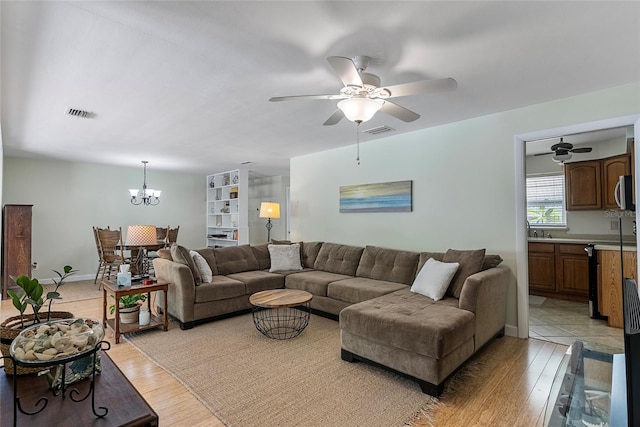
[526,175,567,226]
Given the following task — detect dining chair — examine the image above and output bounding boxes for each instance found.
[165,226,180,247]
[94,226,126,285]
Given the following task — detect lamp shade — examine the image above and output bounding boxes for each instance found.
[126,225,158,246]
[337,98,384,123]
[259,202,280,219]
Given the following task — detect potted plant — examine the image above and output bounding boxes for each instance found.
[1,265,76,374]
[109,293,147,324]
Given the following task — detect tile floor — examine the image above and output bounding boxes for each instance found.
[529,296,624,352]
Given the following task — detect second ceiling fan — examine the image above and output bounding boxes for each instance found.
[269,55,457,125]
[536,137,593,163]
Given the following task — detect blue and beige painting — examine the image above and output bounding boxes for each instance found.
[339,180,412,213]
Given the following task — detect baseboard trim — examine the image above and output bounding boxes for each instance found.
[504,323,518,338]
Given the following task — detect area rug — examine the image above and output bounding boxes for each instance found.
[125,313,441,427]
[43,280,103,303]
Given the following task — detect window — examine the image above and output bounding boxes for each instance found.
[526,174,567,226]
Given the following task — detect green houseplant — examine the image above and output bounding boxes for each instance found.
[7,265,77,327]
[109,293,147,324]
[1,265,76,374]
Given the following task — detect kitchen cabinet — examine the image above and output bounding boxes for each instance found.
[528,242,589,302]
[2,204,32,299]
[598,248,637,328]
[564,154,631,211]
[528,243,556,291]
[602,154,631,209]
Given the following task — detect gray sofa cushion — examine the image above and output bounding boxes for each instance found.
[171,244,202,285]
[227,270,285,294]
[301,241,324,268]
[443,248,486,298]
[355,245,419,285]
[194,248,219,276]
[251,243,271,270]
[340,289,475,359]
[327,277,407,304]
[214,244,260,275]
[313,243,364,276]
[285,270,353,296]
[417,252,445,272]
[482,254,503,271]
[195,276,245,302]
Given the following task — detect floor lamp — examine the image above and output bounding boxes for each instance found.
[126,225,157,280]
[259,202,280,242]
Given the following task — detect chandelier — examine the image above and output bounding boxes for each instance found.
[129,161,161,206]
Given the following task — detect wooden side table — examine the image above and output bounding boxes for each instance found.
[102,279,169,344]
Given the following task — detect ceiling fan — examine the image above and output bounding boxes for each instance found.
[269,56,457,126]
[535,137,593,163]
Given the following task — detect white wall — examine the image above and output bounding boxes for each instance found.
[290,82,640,334]
[249,175,290,244]
[2,158,203,282]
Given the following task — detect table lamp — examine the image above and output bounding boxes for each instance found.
[259,202,280,242]
[126,225,157,280]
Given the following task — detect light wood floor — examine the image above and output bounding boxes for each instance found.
[1,291,568,427]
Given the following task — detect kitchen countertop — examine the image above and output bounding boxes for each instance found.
[528,237,636,245]
[593,244,638,252]
[528,237,637,252]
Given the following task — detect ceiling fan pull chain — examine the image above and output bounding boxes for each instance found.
[356,121,361,165]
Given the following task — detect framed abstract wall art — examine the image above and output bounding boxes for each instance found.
[339,180,413,213]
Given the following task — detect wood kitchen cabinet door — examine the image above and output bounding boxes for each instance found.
[2,204,32,299]
[599,249,638,328]
[556,245,589,296]
[602,154,631,210]
[565,160,602,210]
[528,243,556,291]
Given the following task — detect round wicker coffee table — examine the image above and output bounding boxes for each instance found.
[249,289,313,339]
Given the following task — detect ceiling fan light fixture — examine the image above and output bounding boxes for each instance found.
[338,98,384,123]
[552,152,572,163]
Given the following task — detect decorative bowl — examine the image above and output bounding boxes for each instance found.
[10,318,104,364]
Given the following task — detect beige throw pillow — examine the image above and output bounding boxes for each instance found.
[268,243,303,272]
[190,250,213,283]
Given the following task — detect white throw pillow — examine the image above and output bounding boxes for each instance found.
[269,243,303,272]
[190,250,213,283]
[410,258,460,301]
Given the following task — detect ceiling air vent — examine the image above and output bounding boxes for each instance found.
[65,107,93,119]
[240,161,254,165]
[362,125,395,135]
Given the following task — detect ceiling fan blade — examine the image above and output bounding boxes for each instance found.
[269,94,345,102]
[327,56,363,87]
[380,101,420,122]
[323,109,345,126]
[534,152,554,156]
[572,147,593,153]
[382,77,457,98]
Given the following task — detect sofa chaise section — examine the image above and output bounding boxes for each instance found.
[340,264,510,396]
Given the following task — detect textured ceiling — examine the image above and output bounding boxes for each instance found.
[2,1,639,176]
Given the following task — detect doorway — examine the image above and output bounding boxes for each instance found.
[514,114,640,343]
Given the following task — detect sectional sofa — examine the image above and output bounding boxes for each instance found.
[152,241,509,396]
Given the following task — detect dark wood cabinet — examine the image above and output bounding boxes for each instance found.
[555,244,589,296]
[564,154,631,211]
[528,243,556,291]
[602,154,631,209]
[2,204,33,299]
[528,242,589,302]
[565,160,602,210]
